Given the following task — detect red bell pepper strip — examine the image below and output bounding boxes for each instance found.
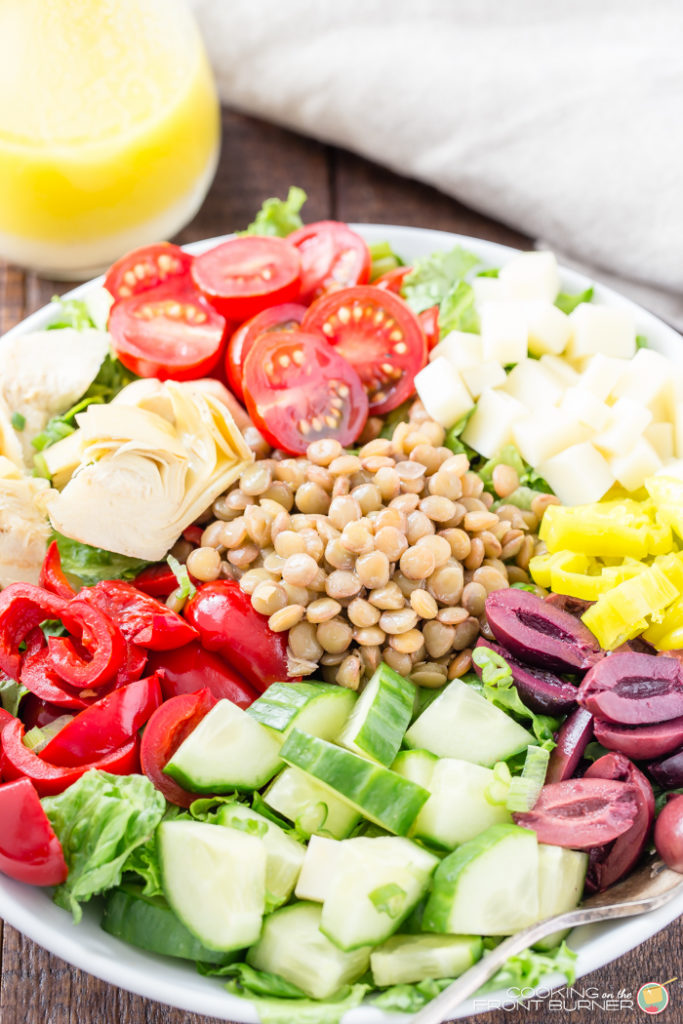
[40,674,162,767]
[0,778,68,885]
[39,541,77,601]
[0,706,13,762]
[140,689,217,808]
[48,599,126,689]
[184,581,292,692]
[132,564,179,599]
[20,630,88,710]
[79,580,198,651]
[182,525,204,546]
[0,717,140,796]
[147,642,258,708]
[0,583,68,680]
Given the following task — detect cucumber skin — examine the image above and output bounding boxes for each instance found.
[247,682,356,735]
[280,729,430,836]
[101,887,239,965]
[164,760,279,794]
[341,664,416,766]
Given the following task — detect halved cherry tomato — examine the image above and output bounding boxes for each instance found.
[192,236,301,322]
[418,305,441,351]
[226,303,306,402]
[109,282,227,381]
[39,541,77,600]
[302,285,427,416]
[140,689,217,808]
[374,266,411,294]
[104,243,193,301]
[147,642,258,708]
[0,779,68,885]
[288,221,370,304]
[242,330,368,455]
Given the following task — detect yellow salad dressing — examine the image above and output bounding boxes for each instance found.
[0,0,220,277]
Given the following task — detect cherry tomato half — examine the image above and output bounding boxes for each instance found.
[0,779,68,886]
[109,283,227,381]
[418,305,441,351]
[373,266,411,295]
[288,221,370,304]
[104,243,193,301]
[242,330,368,455]
[140,689,217,808]
[192,236,301,322]
[302,285,427,416]
[226,303,306,402]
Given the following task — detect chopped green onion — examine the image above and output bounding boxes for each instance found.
[369,882,406,918]
[506,745,550,812]
[167,554,196,601]
[10,411,25,431]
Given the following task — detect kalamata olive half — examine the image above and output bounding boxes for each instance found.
[513,777,639,849]
[578,652,683,725]
[485,589,603,674]
[544,593,593,617]
[654,794,683,872]
[593,715,683,760]
[584,752,655,890]
[649,747,683,789]
[474,638,578,716]
[546,707,594,784]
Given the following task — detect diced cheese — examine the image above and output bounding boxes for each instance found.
[579,353,630,402]
[611,347,673,416]
[525,301,572,357]
[566,305,636,362]
[430,331,482,370]
[414,357,474,428]
[502,359,564,409]
[594,398,653,457]
[461,361,507,399]
[499,251,560,303]
[538,443,615,506]
[646,422,675,462]
[539,354,580,388]
[472,276,504,307]
[559,387,610,432]
[461,389,526,458]
[610,440,662,492]
[513,409,591,467]
[479,301,528,365]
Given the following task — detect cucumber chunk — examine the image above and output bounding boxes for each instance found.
[164,699,282,792]
[370,933,483,987]
[247,682,356,740]
[216,803,305,912]
[338,663,415,766]
[405,679,534,766]
[280,729,429,835]
[264,766,361,839]
[159,820,266,951]
[393,751,512,850]
[534,843,587,950]
[247,901,371,1000]
[319,836,439,950]
[101,885,240,965]
[295,835,342,902]
[423,823,539,935]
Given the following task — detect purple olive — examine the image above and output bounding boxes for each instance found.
[545,593,593,617]
[658,649,683,667]
[584,752,655,891]
[649,747,683,789]
[593,715,683,760]
[613,636,657,656]
[485,589,603,674]
[473,638,578,716]
[546,707,594,784]
[513,777,639,849]
[578,652,683,725]
[654,794,683,873]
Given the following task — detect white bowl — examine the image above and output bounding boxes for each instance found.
[1,225,682,1023]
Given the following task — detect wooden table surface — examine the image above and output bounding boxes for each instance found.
[0,108,680,1024]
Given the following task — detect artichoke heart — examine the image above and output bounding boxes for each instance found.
[43,380,253,561]
[0,457,51,586]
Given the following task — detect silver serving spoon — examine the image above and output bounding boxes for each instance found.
[411,857,683,1024]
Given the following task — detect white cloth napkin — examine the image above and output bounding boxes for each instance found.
[190,0,683,328]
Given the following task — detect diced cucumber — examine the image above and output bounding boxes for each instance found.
[393,751,512,850]
[215,803,305,912]
[423,823,539,936]
[101,885,240,965]
[264,766,361,839]
[405,679,534,766]
[295,835,342,902]
[370,933,483,987]
[534,843,588,950]
[159,820,265,951]
[280,729,429,836]
[246,901,371,1000]
[164,699,282,792]
[338,663,415,766]
[319,836,439,950]
[247,682,357,740]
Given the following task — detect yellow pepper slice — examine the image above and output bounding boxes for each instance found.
[582,561,680,650]
[646,475,683,543]
[539,499,672,559]
[529,551,588,589]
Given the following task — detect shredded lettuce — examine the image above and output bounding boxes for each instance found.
[368,241,404,281]
[438,280,479,335]
[0,675,27,717]
[47,296,95,331]
[243,186,307,237]
[52,532,150,586]
[401,246,481,315]
[468,650,558,747]
[444,411,476,459]
[555,287,593,315]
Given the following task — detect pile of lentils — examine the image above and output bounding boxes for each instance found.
[180,401,557,691]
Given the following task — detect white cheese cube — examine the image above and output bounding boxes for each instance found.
[566,305,636,362]
[414,357,474,428]
[461,389,527,458]
[525,301,573,357]
[503,359,564,409]
[499,251,560,303]
[559,387,610,432]
[645,422,675,462]
[610,440,662,492]
[461,361,507,399]
[594,397,653,456]
[513,409,591,467]
[472,276,504,307]
[480,301,529,365]
[579,353,630,401]
[539,354,580,388]
[611,348,673,413]
[538,443,615,506]
[430,331,482,370]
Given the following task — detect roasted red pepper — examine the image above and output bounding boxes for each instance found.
[184,580,292,692]
[39,541,77,601]
[48,599,126,689]
[20,630,88,710]
[0,778,68,885]
[0,583,68,680]
[80,580,198,651]
[140,688,217,808]
[40,674,162,767]
[147,642,258,708]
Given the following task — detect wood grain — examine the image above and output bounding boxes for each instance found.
[0,107,680,1024]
